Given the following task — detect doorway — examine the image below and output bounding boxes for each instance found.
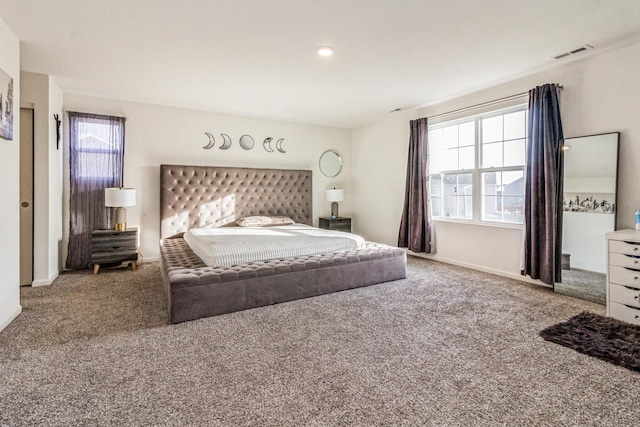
[20,107,34,286]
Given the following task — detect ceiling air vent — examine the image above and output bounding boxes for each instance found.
[553,44,593,60]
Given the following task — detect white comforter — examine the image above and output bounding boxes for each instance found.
[183,224,365,268]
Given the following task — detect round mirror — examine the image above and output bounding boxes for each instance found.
[319,150,343,177]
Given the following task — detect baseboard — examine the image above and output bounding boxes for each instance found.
[32,270,60,287]
[408,251,552,289]
[0,305,22,333]
[139,257,159,263]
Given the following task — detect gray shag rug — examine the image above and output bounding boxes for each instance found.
[540,311,640,371]
[2,257,640,426]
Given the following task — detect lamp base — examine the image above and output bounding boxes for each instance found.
[114,207,127,231]
[331,202,339,218]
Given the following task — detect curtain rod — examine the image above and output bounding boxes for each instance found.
[428,84,563,121]
[64,110,127,120]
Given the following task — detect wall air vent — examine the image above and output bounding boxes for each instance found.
[553,44,593,60]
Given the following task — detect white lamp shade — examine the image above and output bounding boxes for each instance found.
[325,189,344,202]
[105,188,137,207]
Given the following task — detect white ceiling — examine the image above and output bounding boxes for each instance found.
[2,0,640,129]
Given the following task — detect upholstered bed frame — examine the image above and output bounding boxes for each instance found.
[159,164,407,323]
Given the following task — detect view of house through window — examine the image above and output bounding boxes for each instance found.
[428,105,527,224]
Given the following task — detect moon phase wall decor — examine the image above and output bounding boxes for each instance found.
[263,137,274,152]
[239,134,254,150]
[220,133,232,150]
[203,133,287,153]
[203,132,215,149]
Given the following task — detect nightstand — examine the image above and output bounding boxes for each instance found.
[91,228,138,274]
[319,217,351,233]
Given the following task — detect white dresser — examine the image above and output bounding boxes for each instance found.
[606,229,640,325]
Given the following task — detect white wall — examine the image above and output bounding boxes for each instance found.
[49,78,63,275]
[21,72,64,286]
[353,40,640,283]
[0,17,21,332]
[62,94,352,263]
[563,212,613,273]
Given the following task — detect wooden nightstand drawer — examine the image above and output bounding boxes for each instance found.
[319,217,351,233]
[91,228,138,274]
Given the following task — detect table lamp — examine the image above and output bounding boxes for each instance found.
[325,188,344,218]
[105,187,136,231]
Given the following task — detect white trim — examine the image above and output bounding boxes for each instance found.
[32,270,60,287]
[432,216,523,230]
[0,305,22,333]
[408,252,552,289]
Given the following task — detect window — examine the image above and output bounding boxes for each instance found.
[73,118,125,180]
[67,112,126,270]
[429,105,527,224]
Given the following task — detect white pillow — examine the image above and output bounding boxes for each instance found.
[235,215,295,227]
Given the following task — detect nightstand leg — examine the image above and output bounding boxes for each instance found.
[131,261,137,271]
[93,264,100,275]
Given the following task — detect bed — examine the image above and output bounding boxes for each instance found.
[159,164,407,323]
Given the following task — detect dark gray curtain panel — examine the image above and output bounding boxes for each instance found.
[398,117,431,253]
[66,112,125,270]
[523,84,564,285]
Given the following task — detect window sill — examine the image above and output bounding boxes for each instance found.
[432,217,523,230]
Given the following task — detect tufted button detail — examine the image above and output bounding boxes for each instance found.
[160,165,312,239]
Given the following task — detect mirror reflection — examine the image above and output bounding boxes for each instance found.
[319,150,343,177]
[556,132,619,304]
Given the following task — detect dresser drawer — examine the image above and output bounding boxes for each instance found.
[609,265,640,286]
[609,239,640,256]
[609,301,640,326]
[609,252,640,269]
[609,283,640,308]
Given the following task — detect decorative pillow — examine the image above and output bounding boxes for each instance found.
[235,215,295,227]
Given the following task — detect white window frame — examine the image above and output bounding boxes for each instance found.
[428,104,528,228]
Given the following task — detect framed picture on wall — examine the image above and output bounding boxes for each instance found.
[0,66,14,141]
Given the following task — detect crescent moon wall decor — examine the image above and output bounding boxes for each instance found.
[263,137,274,152]
[219,133,232,150]
[203,132,215,149]
[201,132,287,153]
[239,134,255,150]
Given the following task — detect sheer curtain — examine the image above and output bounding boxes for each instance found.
[522,84,564,285]
[66,112,126,269]
[398,117,432,253]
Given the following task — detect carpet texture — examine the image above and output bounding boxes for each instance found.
[555,269,606,305]
[1,258,640,426]
[540,311,640,371]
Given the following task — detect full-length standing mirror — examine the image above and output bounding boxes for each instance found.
[555,132,619,304]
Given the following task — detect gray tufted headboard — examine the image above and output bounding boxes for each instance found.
[160,165,313,239]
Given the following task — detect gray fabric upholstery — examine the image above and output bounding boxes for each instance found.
[160,237,407,323]
[158,164,407,323]
[160,165,312,238]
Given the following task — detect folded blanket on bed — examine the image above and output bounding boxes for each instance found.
[183,224,365,268]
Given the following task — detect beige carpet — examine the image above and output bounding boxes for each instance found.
[1,257,638,426]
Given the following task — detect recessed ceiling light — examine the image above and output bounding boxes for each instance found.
[317,46,334,57]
